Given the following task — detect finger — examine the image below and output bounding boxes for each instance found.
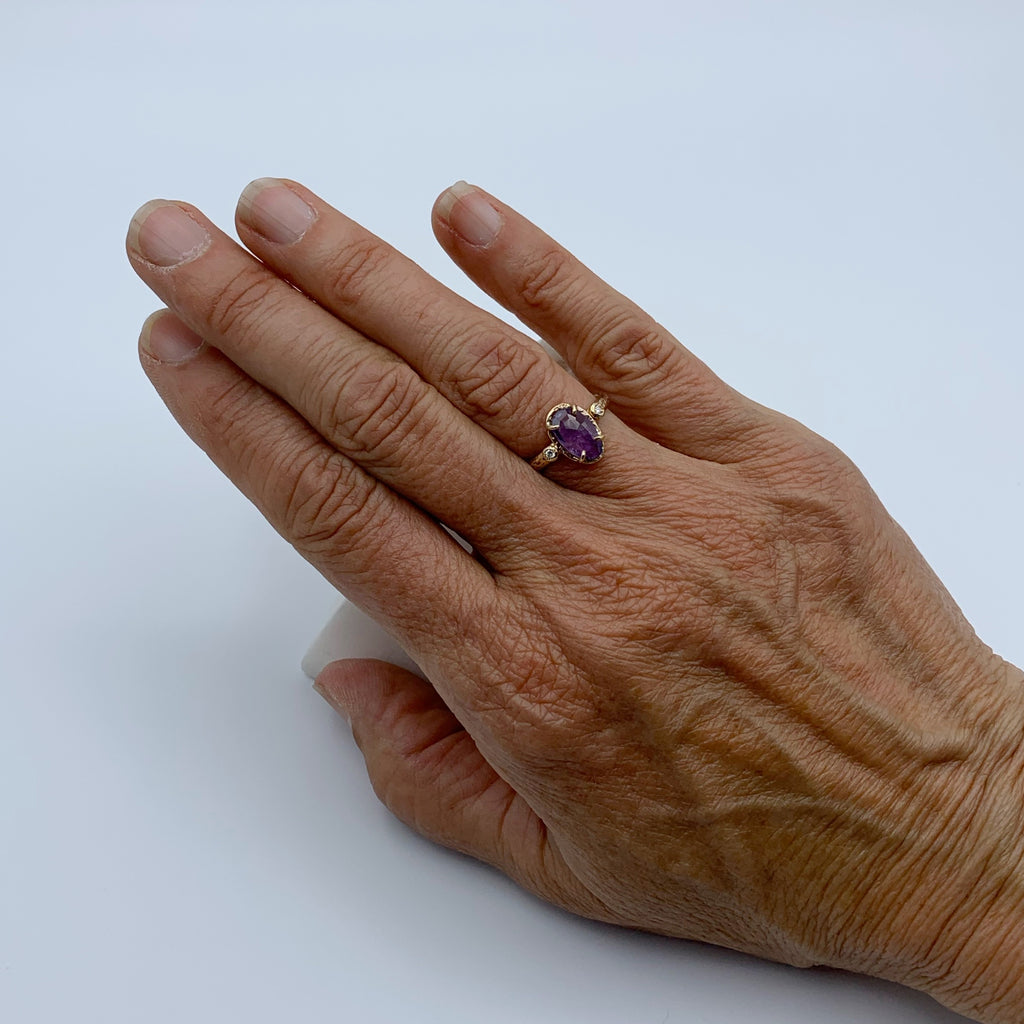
[137,309,494,652]
[315,659,612,920]
[431,183,772,463]
[233,178,652,496]
[126,199,547,555]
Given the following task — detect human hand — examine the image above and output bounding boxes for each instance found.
[126,179,1023,1022]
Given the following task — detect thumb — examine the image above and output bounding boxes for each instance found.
[313,659,599,915]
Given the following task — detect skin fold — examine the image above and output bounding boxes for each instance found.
[126,178,1024,1022]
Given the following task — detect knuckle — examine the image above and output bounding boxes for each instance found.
[322,236,392,306]
[328,360,431,461]
[580,307,678,384]
[762,436,881,570]
[198,374,296,495]
[767,430,867,497]
[518,246,579,311]
[281,447,381,554]
[438,323,552,423]
[207,264,283,342]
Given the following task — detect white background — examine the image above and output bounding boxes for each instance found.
[2,2,1022,1021]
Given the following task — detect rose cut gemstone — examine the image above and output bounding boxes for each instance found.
[547,404,604,463]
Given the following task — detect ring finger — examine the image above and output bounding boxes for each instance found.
[431,183,775,464]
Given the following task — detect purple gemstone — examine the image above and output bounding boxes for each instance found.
[548,404,604,463]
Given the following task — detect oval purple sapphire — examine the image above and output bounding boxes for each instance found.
[547,404,604,463]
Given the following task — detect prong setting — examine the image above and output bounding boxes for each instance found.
[529,396,607,470]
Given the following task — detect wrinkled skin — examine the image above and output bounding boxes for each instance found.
[127,179,1024,1022]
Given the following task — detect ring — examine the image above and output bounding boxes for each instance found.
[529,396,608,470]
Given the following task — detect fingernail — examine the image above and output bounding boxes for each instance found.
[129,201,211,267]
[140,311,205,364]
[313,678,350,723]
[238,178,316,245]
[437,181,503,247]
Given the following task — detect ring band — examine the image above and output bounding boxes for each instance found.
[529,396,608,470]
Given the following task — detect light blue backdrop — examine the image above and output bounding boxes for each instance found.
[2,3,1021,1022]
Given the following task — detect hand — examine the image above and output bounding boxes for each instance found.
[127,179,1024,1022]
